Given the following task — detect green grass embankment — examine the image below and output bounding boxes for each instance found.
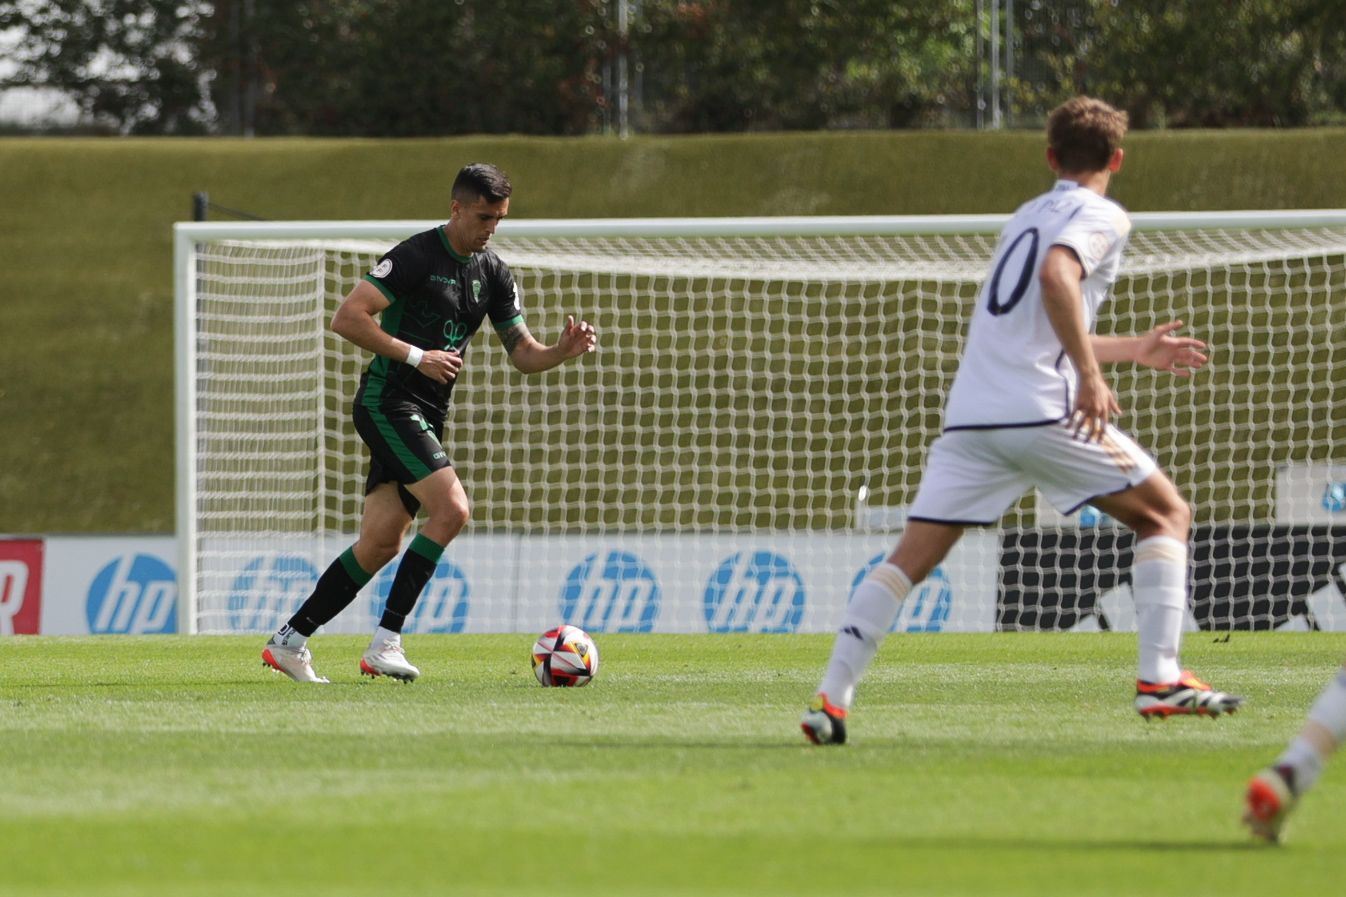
[2,130,1344,532]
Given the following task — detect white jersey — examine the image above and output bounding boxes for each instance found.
[943,180,1132,429]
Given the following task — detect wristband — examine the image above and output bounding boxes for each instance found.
[404,345,425,368]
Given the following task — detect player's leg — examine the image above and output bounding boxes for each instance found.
[1091,472,1241,716]
[1034,423,1240,717]
[341,402,458,681]
[801,522,965,743]
[378,466,469,634]
[819,523,965,710]
[288,482,410,637]
[361,466,471,682]
[1089,471,1190,681]
[262,483,410,683]
[1244,662,1346,842]
[802,430,1021,744]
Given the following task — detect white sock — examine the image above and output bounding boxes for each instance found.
[1277,738,1325,795]
[270,624,306,650]
[1278,667,1346,793]
[371,625,401,646]
[1306,668,1346,742]
[817,563,912,710]
[1131,536,1187,684]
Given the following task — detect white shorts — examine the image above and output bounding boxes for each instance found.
[908,422,1158,525]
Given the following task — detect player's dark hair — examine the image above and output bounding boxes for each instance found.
[1047,96,1128,174]
[452,163,513,204]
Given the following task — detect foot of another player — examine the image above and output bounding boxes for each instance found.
[360,634,420,682]
[800,693,848,745]
[261,643,329,684]
[1134,670,1243,719]
[1243,766,1296,843]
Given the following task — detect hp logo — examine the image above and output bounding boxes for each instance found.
[703,551,805,633]
[86,554,178,634]
[560,550,661,633]
[227,554,320,633]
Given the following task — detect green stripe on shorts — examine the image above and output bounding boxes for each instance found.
[368,407,433,480]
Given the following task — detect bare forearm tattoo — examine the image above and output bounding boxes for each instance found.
[501,323,530,356]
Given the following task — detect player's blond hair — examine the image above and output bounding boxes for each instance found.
[1047,96,1129,174]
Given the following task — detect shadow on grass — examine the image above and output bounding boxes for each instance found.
[892,834,1268,853]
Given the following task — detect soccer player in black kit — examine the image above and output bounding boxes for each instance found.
[262,163,598,683]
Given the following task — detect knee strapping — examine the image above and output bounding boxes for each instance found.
[1132,535,1188,609]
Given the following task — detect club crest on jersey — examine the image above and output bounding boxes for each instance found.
[472,279,482,301]
[1087,231,1110,262]
[372,259,393,278]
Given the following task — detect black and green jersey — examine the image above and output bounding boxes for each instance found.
[357,225,524,421]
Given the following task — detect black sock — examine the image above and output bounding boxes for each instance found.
[286,547,373,636]
[378,534,444,633]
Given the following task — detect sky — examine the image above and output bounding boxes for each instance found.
[0,26,80,125]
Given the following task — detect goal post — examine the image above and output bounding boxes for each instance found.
[173,212,1346,636]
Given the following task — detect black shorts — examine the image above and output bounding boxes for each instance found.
[352,400,451,516]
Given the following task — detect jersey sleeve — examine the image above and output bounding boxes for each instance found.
[1053,201,1132,278]
[486,258,525,333]
[362,238,429,304]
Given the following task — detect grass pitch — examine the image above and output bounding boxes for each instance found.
[2,632,1344,897]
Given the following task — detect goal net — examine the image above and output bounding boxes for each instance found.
[174,213,1346,635]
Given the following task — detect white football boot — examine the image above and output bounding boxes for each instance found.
[261,642,330,684]
[360,632,420,682]
[1134,670,1243,719]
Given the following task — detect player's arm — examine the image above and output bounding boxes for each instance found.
[500,315,598,375]
[330,280,463,384]
[1092,323,1208,377]
[1040,245,1119,441]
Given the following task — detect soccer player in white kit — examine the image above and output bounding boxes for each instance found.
[801,96,1243,746]
[1243,665,1346,841]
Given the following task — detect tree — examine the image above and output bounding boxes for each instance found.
[0,0,211,134]
[1088,0,1321,127]
[1010,0,1346,129]
[348,0,608,136]
[196,0,609,137]
[193,0,359,136]
[4,0,1345,135]
[633,0,977,133]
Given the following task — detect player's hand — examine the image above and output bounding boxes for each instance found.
[557,315,598,359]
[418,349,464,383]
[1135,320,1208,377]
[1070,370,1121,443]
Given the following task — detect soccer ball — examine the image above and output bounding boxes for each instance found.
[531,624,599,687]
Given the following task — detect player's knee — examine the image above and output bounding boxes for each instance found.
[1170,499,1193,534]
[433,495,471,536]
[893,558,934,585]
[450,500,471,534]
[356,537,401,570]
[1151,496,1191,537]
[1134,498,1190,540]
